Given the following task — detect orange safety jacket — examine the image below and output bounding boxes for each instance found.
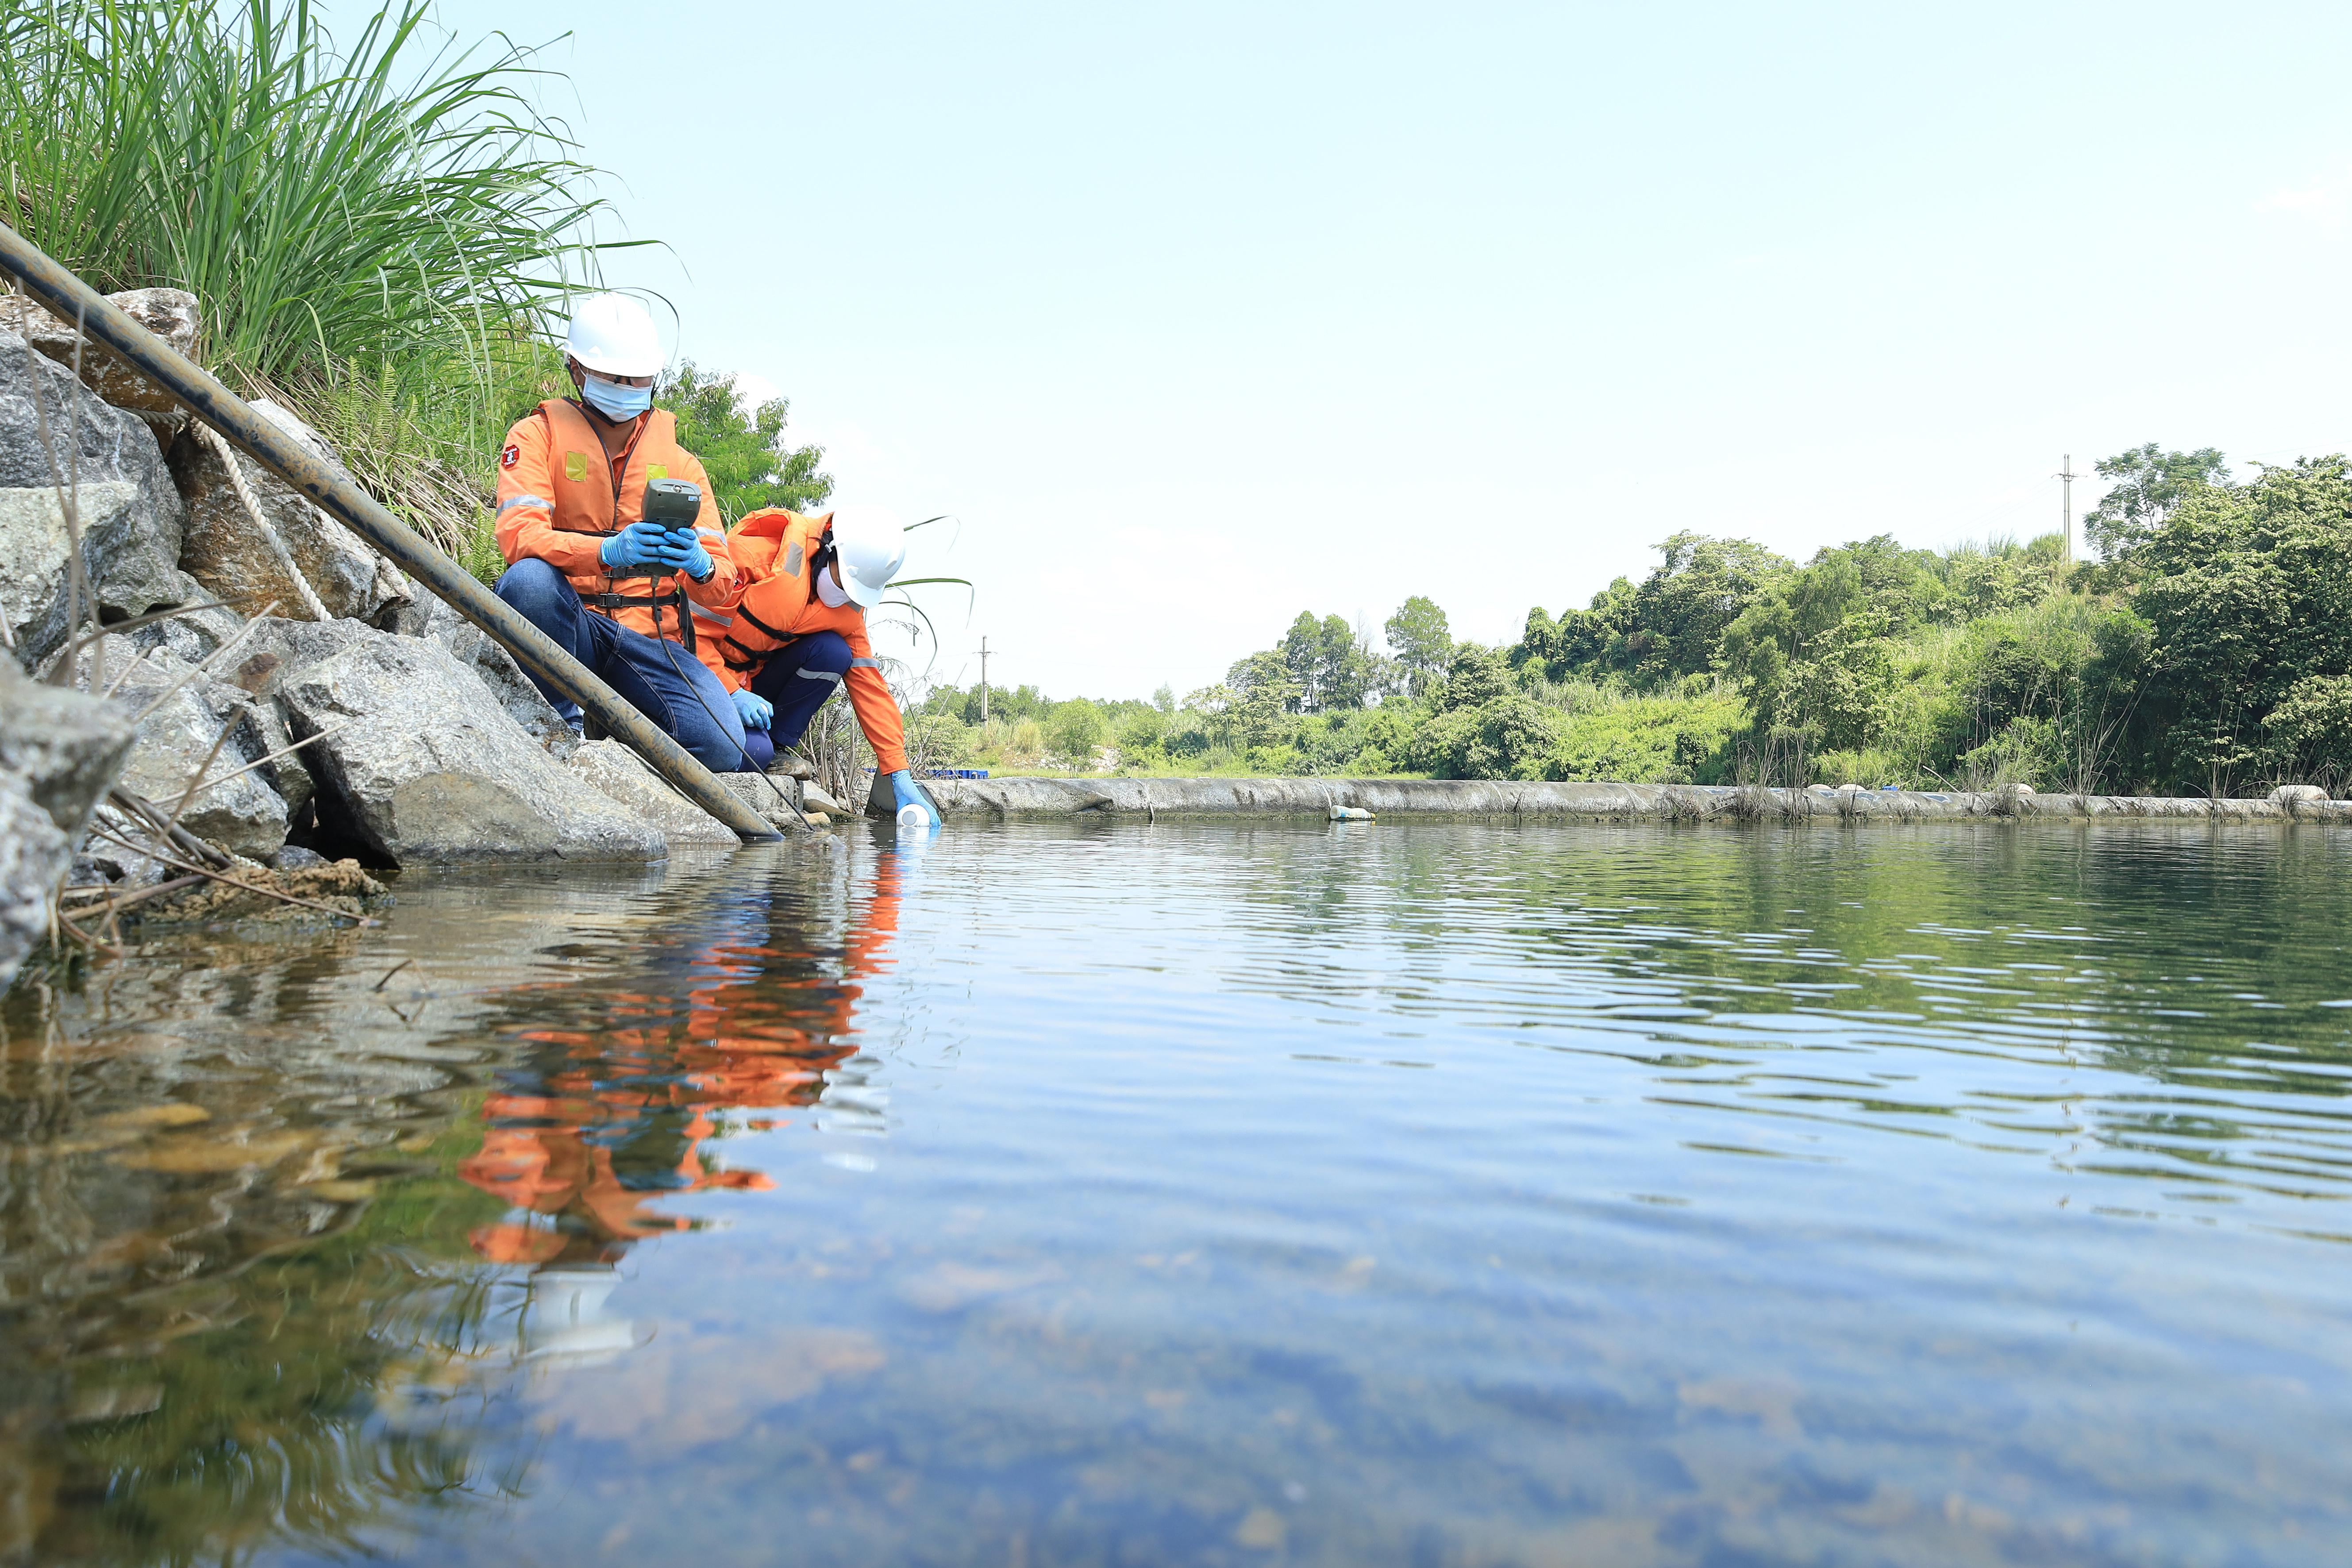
[493,398,739,647]
[697,507,910,774]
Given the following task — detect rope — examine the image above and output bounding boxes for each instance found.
[200,423,331,622]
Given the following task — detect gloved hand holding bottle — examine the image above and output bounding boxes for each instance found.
[731,689,773,731]
[889,769,941,829]
[600,521,695,574]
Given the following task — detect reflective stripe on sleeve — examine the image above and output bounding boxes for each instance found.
[496,493,553,515]
[689,605,735,625]
[849,657,883,669]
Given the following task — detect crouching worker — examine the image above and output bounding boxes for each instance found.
[702,504,942,826]
[490,293,749,771]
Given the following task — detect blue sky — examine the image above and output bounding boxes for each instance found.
[436,1,2352,701]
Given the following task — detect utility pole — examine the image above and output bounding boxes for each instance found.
[978,637,990,724]
[2057,454,2079,563]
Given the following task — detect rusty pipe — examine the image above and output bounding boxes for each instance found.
[0,220,781,844]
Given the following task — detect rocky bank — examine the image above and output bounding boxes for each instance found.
[0,293,791,989]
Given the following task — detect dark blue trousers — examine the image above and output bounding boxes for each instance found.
[735,631,853,772]
[493,558,751,773]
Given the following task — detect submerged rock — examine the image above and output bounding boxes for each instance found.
[276,632,664,865]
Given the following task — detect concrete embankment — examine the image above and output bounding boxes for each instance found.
[915,776,2352,824]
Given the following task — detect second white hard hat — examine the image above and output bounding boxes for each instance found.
[566,293,664,378]
[827,504,908,609]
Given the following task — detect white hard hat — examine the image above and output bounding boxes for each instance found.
[826,504,907,609]
[565,293,664,377]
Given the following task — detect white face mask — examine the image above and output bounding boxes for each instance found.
[815,564,851,608]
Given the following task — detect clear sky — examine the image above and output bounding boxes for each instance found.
[430,0,2352,702]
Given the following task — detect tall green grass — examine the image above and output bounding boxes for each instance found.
[0,0,631,557]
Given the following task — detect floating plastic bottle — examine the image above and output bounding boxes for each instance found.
[897,803,933,832]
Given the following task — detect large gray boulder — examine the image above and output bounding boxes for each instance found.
[7,286,199,415]
[566,740,738,847]
[403,592,577,757]
[166,398,410,625]
[97,651,290,859]
[0,324,202,668]
[277,631,664,865]
[0,656,137,987]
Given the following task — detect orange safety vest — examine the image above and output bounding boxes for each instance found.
[493,398,738,647]
[698,507,910,774]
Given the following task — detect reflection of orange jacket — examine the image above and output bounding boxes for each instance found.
[696,508,909,774]
[459,852,908,1264]
[493,398,739,645]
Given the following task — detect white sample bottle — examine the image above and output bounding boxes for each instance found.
[897,803,933,832]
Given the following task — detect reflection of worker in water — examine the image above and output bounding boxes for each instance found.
[460,853,908,1265]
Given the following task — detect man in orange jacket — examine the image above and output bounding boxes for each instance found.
[698,503,942,825]
[490,294,750,772]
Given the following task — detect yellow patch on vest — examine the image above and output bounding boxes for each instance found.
[563,451,589,482]
[646,463,669,481]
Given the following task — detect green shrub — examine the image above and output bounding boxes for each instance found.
[1550,691,1745,783]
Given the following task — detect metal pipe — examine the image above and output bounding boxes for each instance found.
[0,220,781,844]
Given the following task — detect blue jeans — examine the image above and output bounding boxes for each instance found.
[735,631,852,772]
[494,558,751,773]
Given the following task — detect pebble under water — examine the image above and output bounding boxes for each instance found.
[8,819,2352,1566]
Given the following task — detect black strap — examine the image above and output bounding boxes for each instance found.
[583,587,698,654]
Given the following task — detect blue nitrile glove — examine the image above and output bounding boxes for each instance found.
[674,528,716,582]
[731,688,773,730]
[889,769,941,828]
[600,521,693,574]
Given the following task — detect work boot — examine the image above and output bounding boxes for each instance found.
[767,751,816,781]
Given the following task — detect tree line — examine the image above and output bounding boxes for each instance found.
[910,443,2352,793]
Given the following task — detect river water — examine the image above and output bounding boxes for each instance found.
[7,820,2352,1566]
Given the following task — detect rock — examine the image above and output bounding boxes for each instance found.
[96,651,289,859]
[0,653,138,840]
[801,784,845,815]
[75,802,175,889]
[0,774,69,987]
[0,324,204,667]
[270,844,329,871]
[276,632,664,865]
[5,287,199,413]
[403,592,577,757]
[564,740,737,847]
[165,399,410,625]
[720,772,810,835]
[2271,784,2329,804]
[0,657,137,988]
[766,752,816,782]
